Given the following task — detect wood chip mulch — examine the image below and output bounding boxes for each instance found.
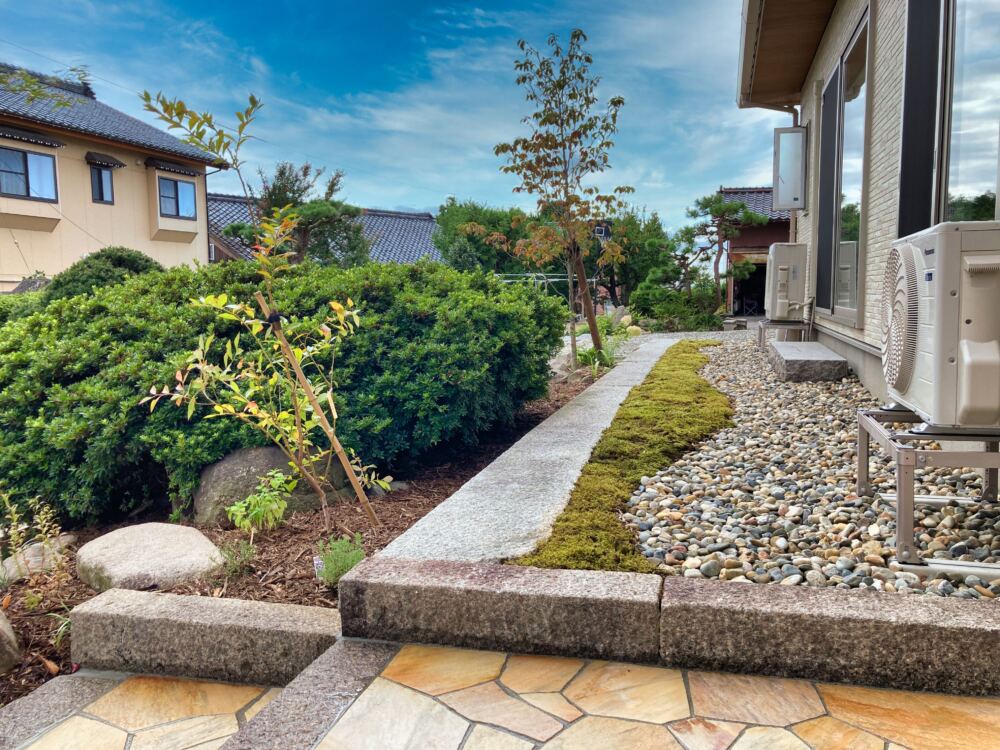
[1,376,592,707]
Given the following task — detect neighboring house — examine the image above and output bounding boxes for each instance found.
[207,193,441,264]
[719,186,790,316]
[0,65,215,290]
[737,1,1000,399]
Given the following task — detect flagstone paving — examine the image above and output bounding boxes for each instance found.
[311,643,1000,750]
[15,675,278,750]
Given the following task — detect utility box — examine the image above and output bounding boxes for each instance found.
[764,243,807,321]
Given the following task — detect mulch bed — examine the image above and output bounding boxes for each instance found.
[0,376,591,707]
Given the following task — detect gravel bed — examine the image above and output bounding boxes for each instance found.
[624,332,1000,600]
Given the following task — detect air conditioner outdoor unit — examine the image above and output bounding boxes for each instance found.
[764,243,807,320]
[883,222,1000,429]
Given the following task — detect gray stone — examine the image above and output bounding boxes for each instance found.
[340,557,663,662]
[193,446,349,527]
[766,341,849,382]
[380,335,678,563]
[0,610,19,674]
[0,671,122,750]
[1,534,76,585]
[660,577,1000,695]
[71,589,341,685]
[222,639,398,750]
[76,523,223,591]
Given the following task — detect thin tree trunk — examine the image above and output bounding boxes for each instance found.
[255,292,381,528]
[712,244,723,310]
[608,265,621,306]
[565,259,577,367]
[573,245,602,352]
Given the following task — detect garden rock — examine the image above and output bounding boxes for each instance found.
[76,523,223,592]
[193,446,349,527]
[1,533,76,585]
[0,609,20,674]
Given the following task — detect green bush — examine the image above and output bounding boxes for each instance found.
[0,291,43,325]
[0,261,564,522]
[42,246,164,303]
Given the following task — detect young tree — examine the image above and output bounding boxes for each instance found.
[685,193,768,310]
[491,29,633,360]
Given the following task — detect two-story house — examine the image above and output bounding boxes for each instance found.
[0,65,215,290]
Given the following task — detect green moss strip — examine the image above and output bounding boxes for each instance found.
[515,339,733,573]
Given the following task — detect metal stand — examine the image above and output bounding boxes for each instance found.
[857,407,1000,578]
[757,319,814,349]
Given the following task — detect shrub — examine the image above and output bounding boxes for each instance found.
[0,261,564,522]
[42,246,163,303]
[0,291,43,325]
[226,470,293,543]
[316,533,365,588]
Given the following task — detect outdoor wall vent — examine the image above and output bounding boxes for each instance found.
[885,222,1000,428]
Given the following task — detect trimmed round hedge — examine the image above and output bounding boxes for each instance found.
[0,261,565,522]
[43,246,164,303]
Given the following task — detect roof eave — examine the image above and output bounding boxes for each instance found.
[0,112,217,167]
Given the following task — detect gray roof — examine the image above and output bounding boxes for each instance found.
[207,194,441,264]
[0,64,214,164]
[360,209,441,264]
[719,187,790,221]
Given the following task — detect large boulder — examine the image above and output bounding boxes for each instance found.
[76,523,223,592]
[192,446,350,527]
[1,533,76,586]
[0,610,20,674]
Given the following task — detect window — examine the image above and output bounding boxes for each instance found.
[158,176,196,219]
[0,146,57,201]
[942,1,1000,221]
[90,165,113,204]
[815,15,868,317]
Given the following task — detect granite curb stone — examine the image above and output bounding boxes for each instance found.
[71,589,341,685]
[221,639,399,750]
[340,557,663,662]
[659,577,1000,695]
[0,670,123,750]
[766,341,849,381]
[380,334,678,563]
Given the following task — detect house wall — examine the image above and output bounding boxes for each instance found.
[0,127,208,290]
[793,0,905,399]
[731,221,790,250]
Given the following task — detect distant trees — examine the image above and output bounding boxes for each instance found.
[947,191,997,222]
[225,162,369,267]
[434,198,532,273]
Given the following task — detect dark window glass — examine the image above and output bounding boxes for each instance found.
[90,166,113,203]
[816,69,840,312]
[0,146,56,201]
[158,176,195,218]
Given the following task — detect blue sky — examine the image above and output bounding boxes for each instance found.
[1,0,787,228]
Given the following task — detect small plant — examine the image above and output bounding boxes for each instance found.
[315,533,365,588]
[226,470,293,544]
[48,611,71,648]
[219,539,258,578]
[22,589,42,611]
[0,494,62,579]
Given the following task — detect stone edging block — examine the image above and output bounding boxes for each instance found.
[339,557,662,663]
[660,577,1000,695]
[222,639,398,750]
[71,589,341,685]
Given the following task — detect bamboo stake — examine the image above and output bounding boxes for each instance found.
[254,292,381,528]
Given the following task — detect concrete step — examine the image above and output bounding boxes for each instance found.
[767,341,849,381]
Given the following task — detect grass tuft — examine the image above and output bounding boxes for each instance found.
[514,339,733,572]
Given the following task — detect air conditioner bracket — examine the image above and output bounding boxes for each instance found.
[857,407,1000,577]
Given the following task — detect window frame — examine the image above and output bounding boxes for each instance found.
[932,0,1000,223]
[90,165,114,205]
[157,175,197,220]
[814,9,872,328]
[0,145,58,203]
